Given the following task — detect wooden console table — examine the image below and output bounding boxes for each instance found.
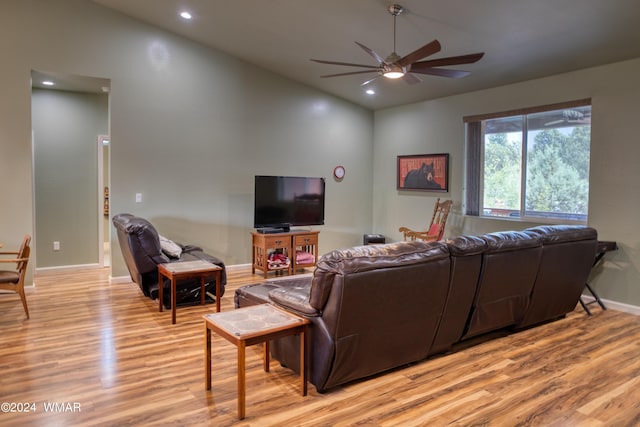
[204,304,309,419]
[158,260,223,324]
[251,230,319,278]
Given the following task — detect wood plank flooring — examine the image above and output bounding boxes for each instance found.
[1,267,640,426]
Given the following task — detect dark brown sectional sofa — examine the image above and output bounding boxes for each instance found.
[235,225,597,393]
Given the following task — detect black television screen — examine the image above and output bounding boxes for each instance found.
[254,175,325,230]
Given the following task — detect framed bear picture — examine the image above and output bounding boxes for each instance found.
[397,153,449,192]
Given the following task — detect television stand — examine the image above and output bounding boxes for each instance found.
[251,230,319,278]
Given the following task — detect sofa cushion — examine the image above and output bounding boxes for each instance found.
[234,275,313,308]
[482,230,541,253]
[159,235,182,258]
[269,281,318,317]
[309,241,450,311]
[524,224,597,244]
[445,234,487,255]
[234,282,282,307]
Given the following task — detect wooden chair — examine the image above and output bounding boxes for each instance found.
[0,234,31,318]
[399,199,453,242]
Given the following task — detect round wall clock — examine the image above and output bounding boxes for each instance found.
[333,165,346,180]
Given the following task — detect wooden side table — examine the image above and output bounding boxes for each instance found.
[251,230,320,278]
[204,304,310,420]
[158,260,223,324]
[251,232,293,278]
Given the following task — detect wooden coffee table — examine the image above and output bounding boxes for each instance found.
[203,304,310,419]
[158,260,223,324]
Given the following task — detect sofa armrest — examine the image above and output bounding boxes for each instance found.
[269,285,320,317]
[152,253,171,264]
[181,244,203,252]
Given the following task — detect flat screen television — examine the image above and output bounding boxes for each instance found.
[254,175,325,232]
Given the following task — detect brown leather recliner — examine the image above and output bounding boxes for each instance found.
[112,213,226,306]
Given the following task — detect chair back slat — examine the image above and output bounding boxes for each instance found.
[399,199,453,242]
[0,234,31,318]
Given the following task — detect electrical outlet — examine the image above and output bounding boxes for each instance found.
[53,241,60,251]
[135,193,142,203]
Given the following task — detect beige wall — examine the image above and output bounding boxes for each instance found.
[373,58,640,307]
[0,0,373,281]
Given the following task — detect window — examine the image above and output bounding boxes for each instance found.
[465,100,591,223]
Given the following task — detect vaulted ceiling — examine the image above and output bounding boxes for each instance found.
[92,0,640,110]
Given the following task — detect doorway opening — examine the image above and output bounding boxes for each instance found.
[31,70,111,271]
[99,135,110,267]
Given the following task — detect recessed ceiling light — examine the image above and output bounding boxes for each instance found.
[366,89,375,95]
[180,11,192,20]
[42,81,55,86]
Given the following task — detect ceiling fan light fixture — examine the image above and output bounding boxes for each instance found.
[383,62,405,79]
[383,70,404,79]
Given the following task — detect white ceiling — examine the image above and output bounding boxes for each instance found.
[88,0,640,110]
[31,70,110,94]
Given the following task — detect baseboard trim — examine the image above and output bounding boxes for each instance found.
[581,295,640,315]
[226,263,252,272]
[109,263,253,284]
[36,263,101,273]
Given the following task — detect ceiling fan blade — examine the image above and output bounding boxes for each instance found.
[545,118,591,126]
[310,59,379,69]
[320,70,379,78]
[411,52,485,69]
[402,73,422,85]
[355,42,385,64]
[361,75,382,86]
[397,40,441,67]
[410,67,471,78]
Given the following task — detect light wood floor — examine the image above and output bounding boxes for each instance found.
[2,267,640,426]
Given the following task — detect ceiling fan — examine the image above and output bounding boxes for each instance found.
[544,110,591,126]
[310,4,485,85]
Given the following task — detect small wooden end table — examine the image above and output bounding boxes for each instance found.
[158,260,223,324]
[204,304,310,420]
